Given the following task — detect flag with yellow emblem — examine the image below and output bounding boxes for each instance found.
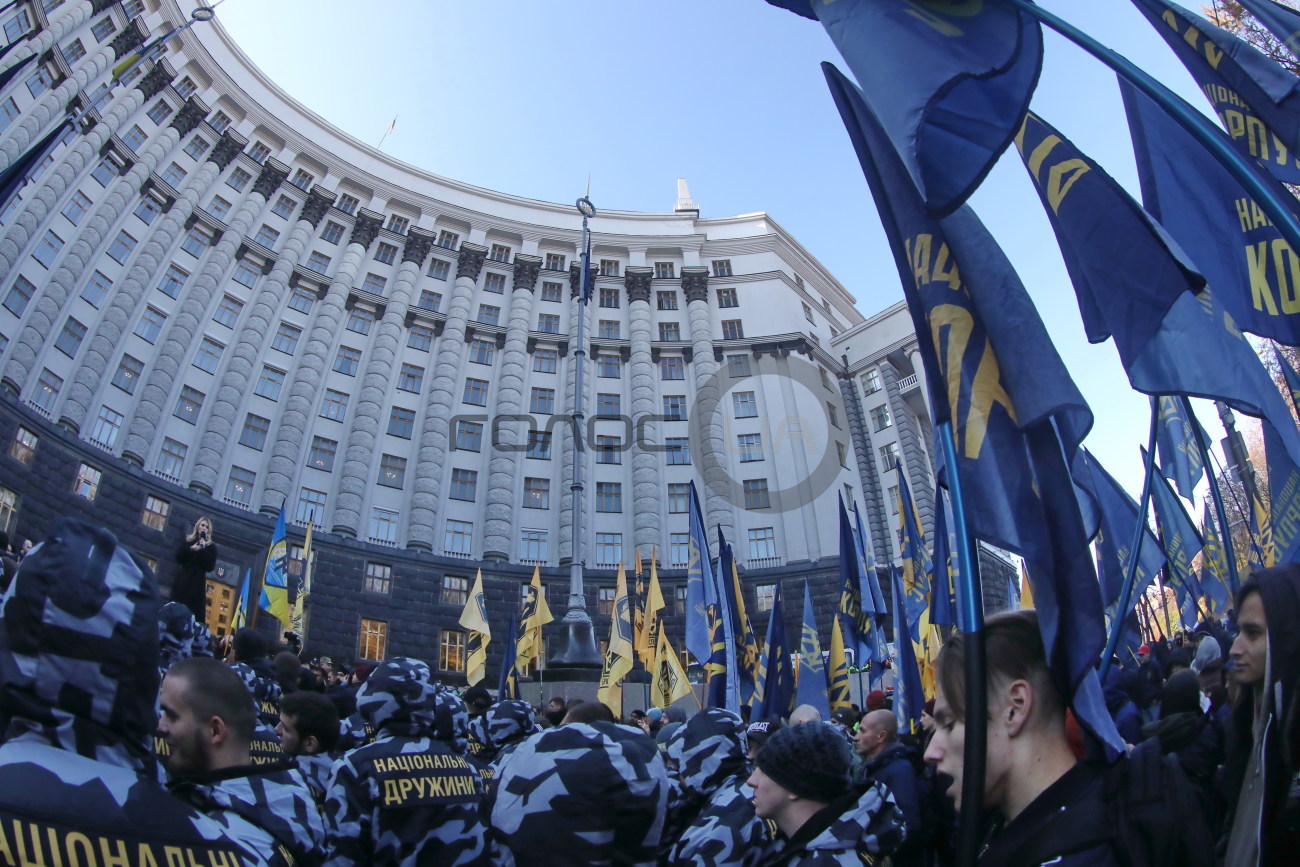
[458,569,491,686]
[597,564,635,718]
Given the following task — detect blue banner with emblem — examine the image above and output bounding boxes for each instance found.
[1146,447,1206,629]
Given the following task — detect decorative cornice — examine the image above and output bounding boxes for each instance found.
[300,187,333,228]
[252,159,289,200]
[109,18,148,62]
[169,98,207,138]
[457,242,488,282]
[350,209,384,249]
[682,267,710,303]
[402,228,435,266]
[512,254,542,292]
[208,130,246,171]
[625,267,652,303]
[569,262,597,298]
[136,65,173,101]
[91,0,117,13]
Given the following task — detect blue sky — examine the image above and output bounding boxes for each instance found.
[215,0,1231,497]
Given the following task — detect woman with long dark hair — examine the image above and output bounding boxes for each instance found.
[171,515,217,618]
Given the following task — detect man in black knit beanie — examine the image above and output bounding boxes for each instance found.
[748,720,904,865]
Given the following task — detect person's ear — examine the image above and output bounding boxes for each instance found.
[1004,679,1034,738]
[303,734,319,755]
[206,714,229,747]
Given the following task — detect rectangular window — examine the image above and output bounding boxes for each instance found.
[595,533,623,566]
[540,281,563,302]
[437,229,459,250]
[712,259,733,277]
[408,324,434,351]
[370,508,399,544]
[141,495,169,531]
[224,466,255,505]
[468,339,494,365]
[597,354,621,379]
[596,434,621,465]
[296,487,327,524]
[10,426,37,465]
[386,214,409,235]
[333,345,361,375]
[598,586,616,616]
[112,354,143,394]
[290,169,314,191]
[208,110,232,133]
[599,287,620,309]
[61,190,91,225]
[155,438,187,479]
[463,378,489,406]
[226,167,252,192]
[671,533,691,568]
[665,437,690,465]
[756,584,776,613]
[659,357,685,380]
[871,404,892,432]
[828,402,840,428]
[743,479,770,510]
[157,263,188,298]
[90,15,116,42]
[271,194,296,219]
[888,485,900,515]
[444,520,472,555]
[738,433,764,462]
[255,365,284,400]
[308,436,336,471]
[378,454,406,488]
[231,259,260,288]
[544,252,566,271]
[272,322,301,355]
[529,387,553,414]
[537,313,560,334]
[252,224,279,248]
[803,302,816,324]
[476,304,500,326]
[25,67,52,99]
[527,430,552,460]
[598,320,620,339]
[135,306,166,343]
[374,242,397,265]
[213,294,242,328]
[33,369,60,412]
[133,196,162,225]
[837,441,850,468]
[597,392,621,419]
[359,618,388,662]
[54,316,86,357]
[455,420,483,452]
[363,562,392,594]
[120,125,148,153]
[74,463,101,500]
[599,259,620,277]
[656,290,678,310]
[183,136,209,161]
[862,369,881,395]
[520,530,548,562]
[417,289,442,312]
[172,386,204,423]
[489,243,511,263]
[880,442,900,471]
[238,413,269,450]
[346,308,374,335]
[668,483,690,513]
[721,319,744,340]
[596,482,622,513]
[748,527,777,560]
[320,221,345,245]
[428,259,450,280]
[450,468,477,501]
[174,76,198,99]
[388,406,415,438]
[533,347,557,373]
[205,196,231,220]
[62,37,86,64]
[484,272,506,294]
[159,162,186,189]
[662,395,687,421]
[733,391,758,418]
[181,226,210,257]
[0,97,17,136]
[288,285,314,314]
[193,336,224,373]
[654,262,675,279]
[360,273,386,296]
[33,229,64,267]
[523,477,550,509]
[91,156,119,186]
[439,629,465,672]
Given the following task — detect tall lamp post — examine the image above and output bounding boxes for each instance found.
[550,195,602,666]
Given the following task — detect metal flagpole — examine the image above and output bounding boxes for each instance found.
[1183,396,1241,596]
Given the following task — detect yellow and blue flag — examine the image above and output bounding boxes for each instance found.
[794,580,829,718]
[1154,396,1209,500]
[684,481,715,670]
[231,568,251,633]
[517,566,553,674]
[722,529,760,708]
[896,470,932,640]
[705,531,742,712]
[1147,447,1206,628]
[929,489,957,629]
[753,581,793,722]
[827,616,852,715]
[459,569,491,685]
[853,503,888,685]
[837,494,869,663]
[258,506,290,626]
[1265,418,1300,564]
[1200,504,1234,614]
[770,0,1041,216]
[597,563,636,718]
[1237,0,1300,49]
[890,564,926,736]
[1073,449,1167,609]
[1130,0,1300,185]
[498,612,520,701]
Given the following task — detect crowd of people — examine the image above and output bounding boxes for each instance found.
[0,517,1295,865]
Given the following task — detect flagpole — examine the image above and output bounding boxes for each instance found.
[935,420,986,867]
[1101,402,1161,678]
[1184,396,1241,596]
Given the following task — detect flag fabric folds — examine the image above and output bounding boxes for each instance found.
[517,566,553,674]
[1265,418,1300,564]
[1147,448,1206,628]
[853,503,888,684]
[633,549,645,661]
[769,0,1042,216]
[1238,0,1300,51]
[753,582,794,722]
[895,471,933,640]
[289,521,313,640]
[930,489,957,629]
[498,613,520,701]
[705,530,741,712]
[638,555,664,669]
[1072,449,1167,609]
[1154,395,1210,499]
[1129,0,1300,185]
[1277,346,1300,416]
[598,564,636,719]
[652,630,693,710]
[722,530,760,708]
[231,568,251,633]
[827,617,852,714]
[1200,504,1234,614]
[795,580,829,718]
[837,495,869,663]
[258,506,290,626]
[459,569,491,686]
[0,118,71,220]
[890,564,926,736]
[825,62,1122,755]
[684,481,715,669]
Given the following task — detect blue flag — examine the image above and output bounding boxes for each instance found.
[1238,0,1300,51]
[712,527,745,713]
[895,469,933,639]
[684,481,715,669]
[0,118,71,216]
[498,612,520,701]
[1122,78,1300,345]
[890,564,926,736]
[825,63,1122,756]
[795,580,829,718]
[753,582,794,722]
[1276,346,1300,417]
[1147,447,1206,628]
[1200,503,1235,613]
[1154,395,1210,499]
[852,502,888,686]
[837,494,869,660]
[258,506,290,625]
[771,0,1041,216]
[930,488,957,629]
[1265,418,1300,564]
[1073,449,1168,609]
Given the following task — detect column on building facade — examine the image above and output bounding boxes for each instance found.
[63,127,242,431]
[0,0,99,78]
[878,359,935,538]
[406,242,485,551]
[840,372,892,563]
[0,59,171,284]
[331,227,433,537]
[261,209,382,515]
[557,258,588,565]
[907,348,939,475]
[774,350,821,560]
[624,267,660,560]
[122,158,287,467]
[481,253,540,561]
[683,266,733,545]
[0,17,145,172]
[189,186,335,493]
[7,81,190,403]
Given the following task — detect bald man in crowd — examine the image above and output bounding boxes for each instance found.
[854,709,923,866]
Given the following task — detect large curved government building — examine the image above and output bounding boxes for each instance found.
[0,0,1010,676]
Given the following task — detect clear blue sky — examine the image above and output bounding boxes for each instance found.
[215,0,1235,498]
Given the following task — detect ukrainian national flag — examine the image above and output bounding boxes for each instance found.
[258,506,290,626]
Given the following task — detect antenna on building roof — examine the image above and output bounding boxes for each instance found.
[675,178,698,214]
